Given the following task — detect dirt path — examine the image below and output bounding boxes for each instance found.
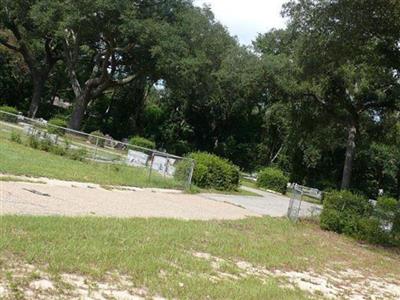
[0,179,260,220]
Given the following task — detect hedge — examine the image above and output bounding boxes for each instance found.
[48,118,67,136]
[257,167,289,194]
[320,190,400,245]
[0,105,18,123]
[176,152,239,191]
[129,136,156,150]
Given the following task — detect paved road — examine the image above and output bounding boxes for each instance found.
[200,186,322,218]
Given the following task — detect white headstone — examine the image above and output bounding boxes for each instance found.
[127,150,149,167]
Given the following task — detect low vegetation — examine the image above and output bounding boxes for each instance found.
[129,136,156,150]
[0,133,182,189]
[320,190,400,245]
[180,152,240,191]
[0,216,399,299]
[88,130,106,147]
[0,105,18,123]
[47,117,67,136]
[257,167,289,194]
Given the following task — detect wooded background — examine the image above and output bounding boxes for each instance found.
[1,0,399,198]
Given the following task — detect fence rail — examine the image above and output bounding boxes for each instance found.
[0,110,194,189]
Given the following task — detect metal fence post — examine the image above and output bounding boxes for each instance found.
[164,155,170,179]
[92,137,99,160]
[148,153,155,182]
[186,159,195,190]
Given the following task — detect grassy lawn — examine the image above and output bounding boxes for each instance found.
[0,133,183,189]
[241,178,258,189]
[0,216,399,299]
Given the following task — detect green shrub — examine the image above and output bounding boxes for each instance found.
[177,152,239,191]
[357,218,389,245]
[50,145,67,156]
[10,131,22,144]
[48,118,67,136]
[28,135,40,149]
[257,167,289,194]
[129,136,156,150]
[39,138,54,152]
[376,197,400,239]
[318,190,396,244]
[323,190,373,216]
[88,130,105,147]
[320,209,343,233]
[68,148,87,161]
[174,159,194,185]
[0,105,18,123]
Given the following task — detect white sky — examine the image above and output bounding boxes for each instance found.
[194,0,287,45]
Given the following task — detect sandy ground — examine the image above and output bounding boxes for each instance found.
[0,179,260,220]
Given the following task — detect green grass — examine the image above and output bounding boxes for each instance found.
[1,216,399,299]
[0,134,182,189]
[241,178,258,189]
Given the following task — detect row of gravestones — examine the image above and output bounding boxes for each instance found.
[21,122,178,177]
[23,123,59,144]
[127,150,177,177]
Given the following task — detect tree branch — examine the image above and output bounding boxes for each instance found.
[0,38,19,52]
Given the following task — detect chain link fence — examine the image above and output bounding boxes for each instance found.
[0,110,194,190]
[287,183,323,222]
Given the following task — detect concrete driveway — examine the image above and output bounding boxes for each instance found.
[200,186,322,218]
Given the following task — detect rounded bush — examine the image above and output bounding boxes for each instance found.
[48,118,67,136]
[320,209,343,233]
[357,218,389,245]
[257,167,289,194]
[323,190,372,216]
[376,196,400,238]
[177,152,239,191]
[0,105,18,123]
[88,130,105,147]
[129,136,155,150]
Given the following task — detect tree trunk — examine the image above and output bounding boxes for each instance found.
[28,77,45,118]
[68,94,88,130]
[341,123,357,190]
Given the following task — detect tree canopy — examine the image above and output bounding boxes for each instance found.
[1,0,399,199]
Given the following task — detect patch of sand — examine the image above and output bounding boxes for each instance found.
[0,264,164,300]
[192,251,400,300]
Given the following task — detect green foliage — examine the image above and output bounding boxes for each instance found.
[88,131,105,148]
[323,190,373,217]
[25,134,88,161]
[67,148,87,161]
[376,197,400,239]
[0,105,18,123]
[174,159,193,184]
[184,152,240,191]
[129,136,155,150]
[10,131,22,144]
[28,135,40,149]
[320,191,400,245]
[320,191,372,236]
[257,167,289,194]
[48,118,67,136]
